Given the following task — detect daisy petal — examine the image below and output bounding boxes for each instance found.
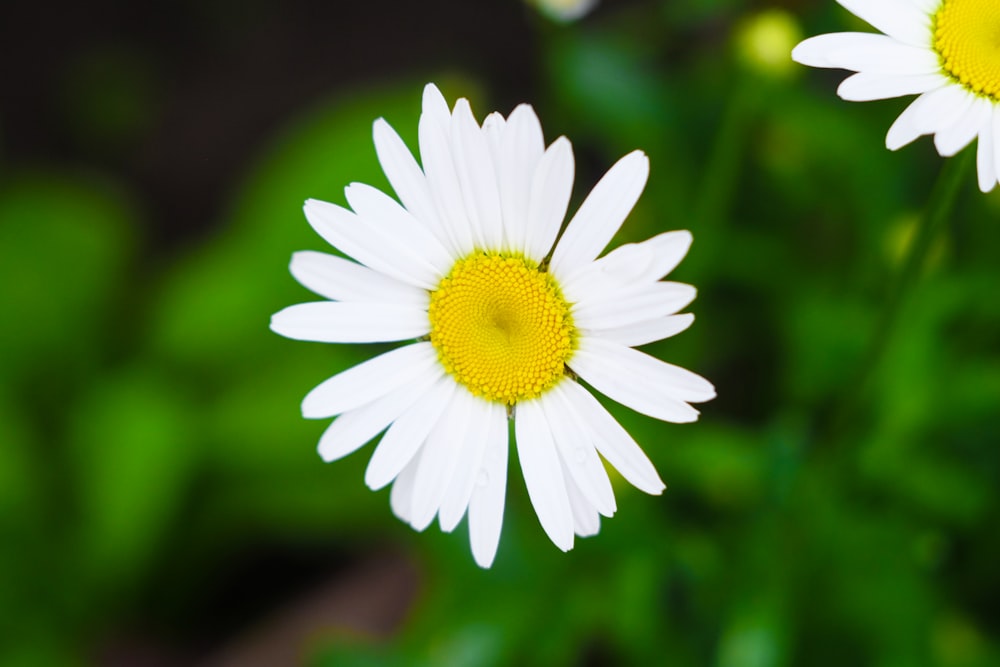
[837,71,945,102]
[499,104,546,253]
[573,282,697,331]
[409,389,476,531]
[372,117,449,248]
[303,198,438,289]
[300,342,438,419]
[559,380,665,495]
[344,182,453,276]
[451,98,504,249]
[419,84,475,254]
[365,376,456,491]
[935,97,991,157]
[571,338,714,423]
[545,384,616,517]
[289,251,427,305]
[565,470,601,538]
[550,150,649,277]
[524,137,575,262]
[317,368,442,463]
[978,111,998,193]
[592,313,696,348]
[515,399,575,552]
[908,84,974,134]
[390,451,421,523]
[468,414,509,568]
[269,301,429,344]
[439,399,501,533]
[886,95,931,150]
[793,33,939,75]
[836,0,932,48]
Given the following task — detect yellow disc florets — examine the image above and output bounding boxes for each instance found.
[428,252,576,405]
[934,0,1000,100]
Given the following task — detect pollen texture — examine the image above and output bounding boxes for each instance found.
[429,252,576,405]
[934,0,1000,100]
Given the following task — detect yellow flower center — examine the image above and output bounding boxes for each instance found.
[934,0,1000,100]
[428,252,576,405]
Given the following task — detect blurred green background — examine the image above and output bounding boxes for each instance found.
[2,0,999,665]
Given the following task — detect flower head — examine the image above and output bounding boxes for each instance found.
[792,0,1000,192]
[270,83,715,568]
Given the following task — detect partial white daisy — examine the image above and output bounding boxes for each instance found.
[792,0,1000,192]
[528,0,598,23]
[270,83,715,568]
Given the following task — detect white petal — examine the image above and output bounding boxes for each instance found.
[301,342,437,419]
[570,338,714,423]
[390,451,421,523]
[573,282,697,331]
[543,384,616,517]
[303,198,437,289]
[992,105,1000,183]
[468,414,509,568]
[270,301,429,343]
[408,388,476,531]
[345,182,453,277]
[524,137,575,262]
[837,71,944,102]
[978,110,998,193]
[559,380,665,495]
[515,399,575,552]
[565,470,601,538]
[365,376,456,490]
[419,85,475,255]
[836,0,933,47]
[499,104,545,253]
[561,243,656,304]
[886,95,932,150]
[451,98,504,249]
[935,97,991,157]
[907,84,974,134]
[317,368,442,462]
[289,251,427,305]
[793,33,938,74]
[550,150,649,277]
[372,117,450,249]
[592,313,695,348]
[439,399,501,533]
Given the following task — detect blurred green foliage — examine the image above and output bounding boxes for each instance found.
[2,1,999,666]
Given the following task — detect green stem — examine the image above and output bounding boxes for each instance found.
[825,149,972,438]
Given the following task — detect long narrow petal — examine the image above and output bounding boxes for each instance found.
[550,150,649,278]
[573,282,697,331]
[451,99,504,249]
[837,71,944,102]
[364,377,456,490]
[592,313,695,348]
[304,198,437,289]
[270,301,429,344]
[559,380,665,495]
[524,137,575,262]
[978,111,998,193]
[439,399,500,533]
[935,97,991,157]
[408,388,475,531]
[419,84,475,255]
[289,251,427,305]
[372,117,449,248]
[468,414,509,568]
[543,385,616,517]
[907,84,974,135]
[317,367,442,462]
[564,468,602,538]
[570,338,714,423]
[793,33,938,74]
[390,451,421,523]
[500,104,546,253]
[301,342,438,419]
[836,0,933,48]
[886,95,932,150]
[515,399,575,552]
[344,182,453,277]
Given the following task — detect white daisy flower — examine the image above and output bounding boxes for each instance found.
[791,0,1000,192]
[270,83,715,568]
